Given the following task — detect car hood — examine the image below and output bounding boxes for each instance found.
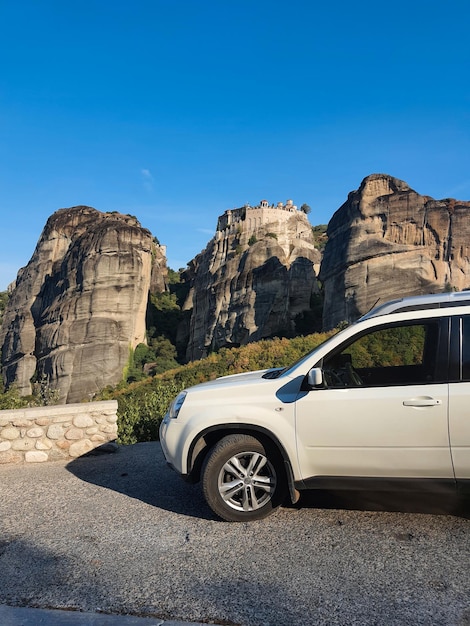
[189,368,279,391]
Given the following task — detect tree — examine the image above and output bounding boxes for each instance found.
[300,203,311,215]
[0,290,9,326]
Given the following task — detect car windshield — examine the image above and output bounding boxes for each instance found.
[278,327,345,377]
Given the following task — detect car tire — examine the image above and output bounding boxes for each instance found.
[201,434,286,522]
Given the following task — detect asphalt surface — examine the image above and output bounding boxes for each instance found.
[0,604,202,625]
[0,442,469,625]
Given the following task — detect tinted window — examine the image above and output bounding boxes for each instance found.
[461,317,470,380]
[322,321,440,388]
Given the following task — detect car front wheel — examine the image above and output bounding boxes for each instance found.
[201,434,286,522]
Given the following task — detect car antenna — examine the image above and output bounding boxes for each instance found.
[364,297,381,316]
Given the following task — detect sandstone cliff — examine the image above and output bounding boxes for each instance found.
[180,201,321,361]
[320,174,470,329]
[1,207,167,403]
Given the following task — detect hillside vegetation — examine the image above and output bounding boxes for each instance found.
[0,291,9,327]
[100,330,336,444]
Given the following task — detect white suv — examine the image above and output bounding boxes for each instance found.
[160,292,470,521]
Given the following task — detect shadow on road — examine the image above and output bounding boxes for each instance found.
[294,487,470,519]
[66,441,216,520]
[66,441,470,521]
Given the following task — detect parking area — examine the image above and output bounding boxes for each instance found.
[0,442,469,625]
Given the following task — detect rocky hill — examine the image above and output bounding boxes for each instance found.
[0,207,167,403]
[3,177,470,403]
[179,200,321,360]
[320,174,470,328]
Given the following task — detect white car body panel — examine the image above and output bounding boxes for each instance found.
[160,293,470,508]
[161,371,300,477]
[449,382,470,479]
[295,383,453,479]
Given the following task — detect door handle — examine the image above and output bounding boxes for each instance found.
[403,397,442,407]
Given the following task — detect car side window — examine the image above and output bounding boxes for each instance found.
[461,316,470,380]
[322,321,440,388]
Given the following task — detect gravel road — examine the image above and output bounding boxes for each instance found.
[0,442,469,625]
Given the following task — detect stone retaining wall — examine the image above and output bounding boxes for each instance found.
[0,400,118,464]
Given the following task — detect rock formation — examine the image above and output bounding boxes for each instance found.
[180,200,321,361]
[0,207,167,403]
[6,176,467,400]
[320,174,470,329]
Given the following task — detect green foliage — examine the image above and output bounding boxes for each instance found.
[151,291,179,312]
[0,290,9,326]
[147,291,181,344]
[266,232,278,239]
[31,373,61,406]
[101,330,337,444]
[348,325,426,368]
[134,269,190,378]
[248,234,258,245]
[125,345,146,383]
[0,385,29,410]
[115,381,182,444]
[111,323,430,445]
[0,290,9,310]
[145,337,179,375]
[126,337,179,383]
[0,373,60,409]
[167,268,181,284]
[300,203,311,215]
[311,224,328,250]
[133,343,156,369]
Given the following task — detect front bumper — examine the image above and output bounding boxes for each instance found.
[159,413,186,476]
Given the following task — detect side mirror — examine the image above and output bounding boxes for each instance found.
[307,367,323,388]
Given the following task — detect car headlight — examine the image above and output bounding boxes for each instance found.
[168,391,187,419]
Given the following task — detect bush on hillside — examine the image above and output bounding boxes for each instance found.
[102,331,336,444]
[0,385,29,410]
[0,373,61,410]
[0,290,9,326]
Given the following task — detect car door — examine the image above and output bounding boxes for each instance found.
[295,318,454,485]
[448,315,470,488]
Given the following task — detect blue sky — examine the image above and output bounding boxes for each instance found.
[1,0,469,290]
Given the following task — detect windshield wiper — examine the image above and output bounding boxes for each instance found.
[262,368,285,379]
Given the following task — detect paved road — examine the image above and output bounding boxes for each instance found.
[0,603,201,625]
[0,442,469,625]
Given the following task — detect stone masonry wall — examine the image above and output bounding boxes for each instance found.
[0,400,118,464]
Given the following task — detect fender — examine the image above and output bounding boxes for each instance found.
[187,423,301,504]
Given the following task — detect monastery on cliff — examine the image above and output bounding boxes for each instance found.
[217,199,299,233]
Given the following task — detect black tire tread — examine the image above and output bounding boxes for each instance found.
[201,434,286,522]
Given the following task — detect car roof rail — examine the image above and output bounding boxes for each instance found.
[360,291,470,320]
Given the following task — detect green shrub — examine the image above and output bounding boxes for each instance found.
[0,290,10,326]
[116,381,182,444]
[103,331,337,443]
[0,373,60,410]
[0,385,29,410]
[31,373,60,406]
[311,224,328,250]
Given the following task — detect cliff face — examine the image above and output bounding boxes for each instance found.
[6,176,467,400]
[1,207,167,403]
[320,174,470,329]
[180,205,321,361]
